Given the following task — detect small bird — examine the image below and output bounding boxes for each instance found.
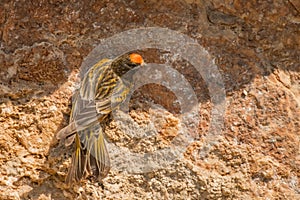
[57,53,144,184]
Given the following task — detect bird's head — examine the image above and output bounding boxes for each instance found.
[111,53,144,77]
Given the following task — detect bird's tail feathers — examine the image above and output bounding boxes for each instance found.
[65,124,110,184]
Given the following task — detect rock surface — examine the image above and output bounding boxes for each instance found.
[0,0,299,199]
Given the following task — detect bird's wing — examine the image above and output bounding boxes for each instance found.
[79,59,112,101]
[57,59,112,141]
[56,98,99,140]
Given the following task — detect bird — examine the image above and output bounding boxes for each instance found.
[56,53,144,184]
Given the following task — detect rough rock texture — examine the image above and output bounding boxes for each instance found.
[0,0,299,199]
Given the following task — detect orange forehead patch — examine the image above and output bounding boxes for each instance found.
[129,53,144,64]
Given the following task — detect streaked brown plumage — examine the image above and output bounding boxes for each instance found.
[57,53,144,184]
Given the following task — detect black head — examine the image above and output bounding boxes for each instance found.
[111,53,144,77]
